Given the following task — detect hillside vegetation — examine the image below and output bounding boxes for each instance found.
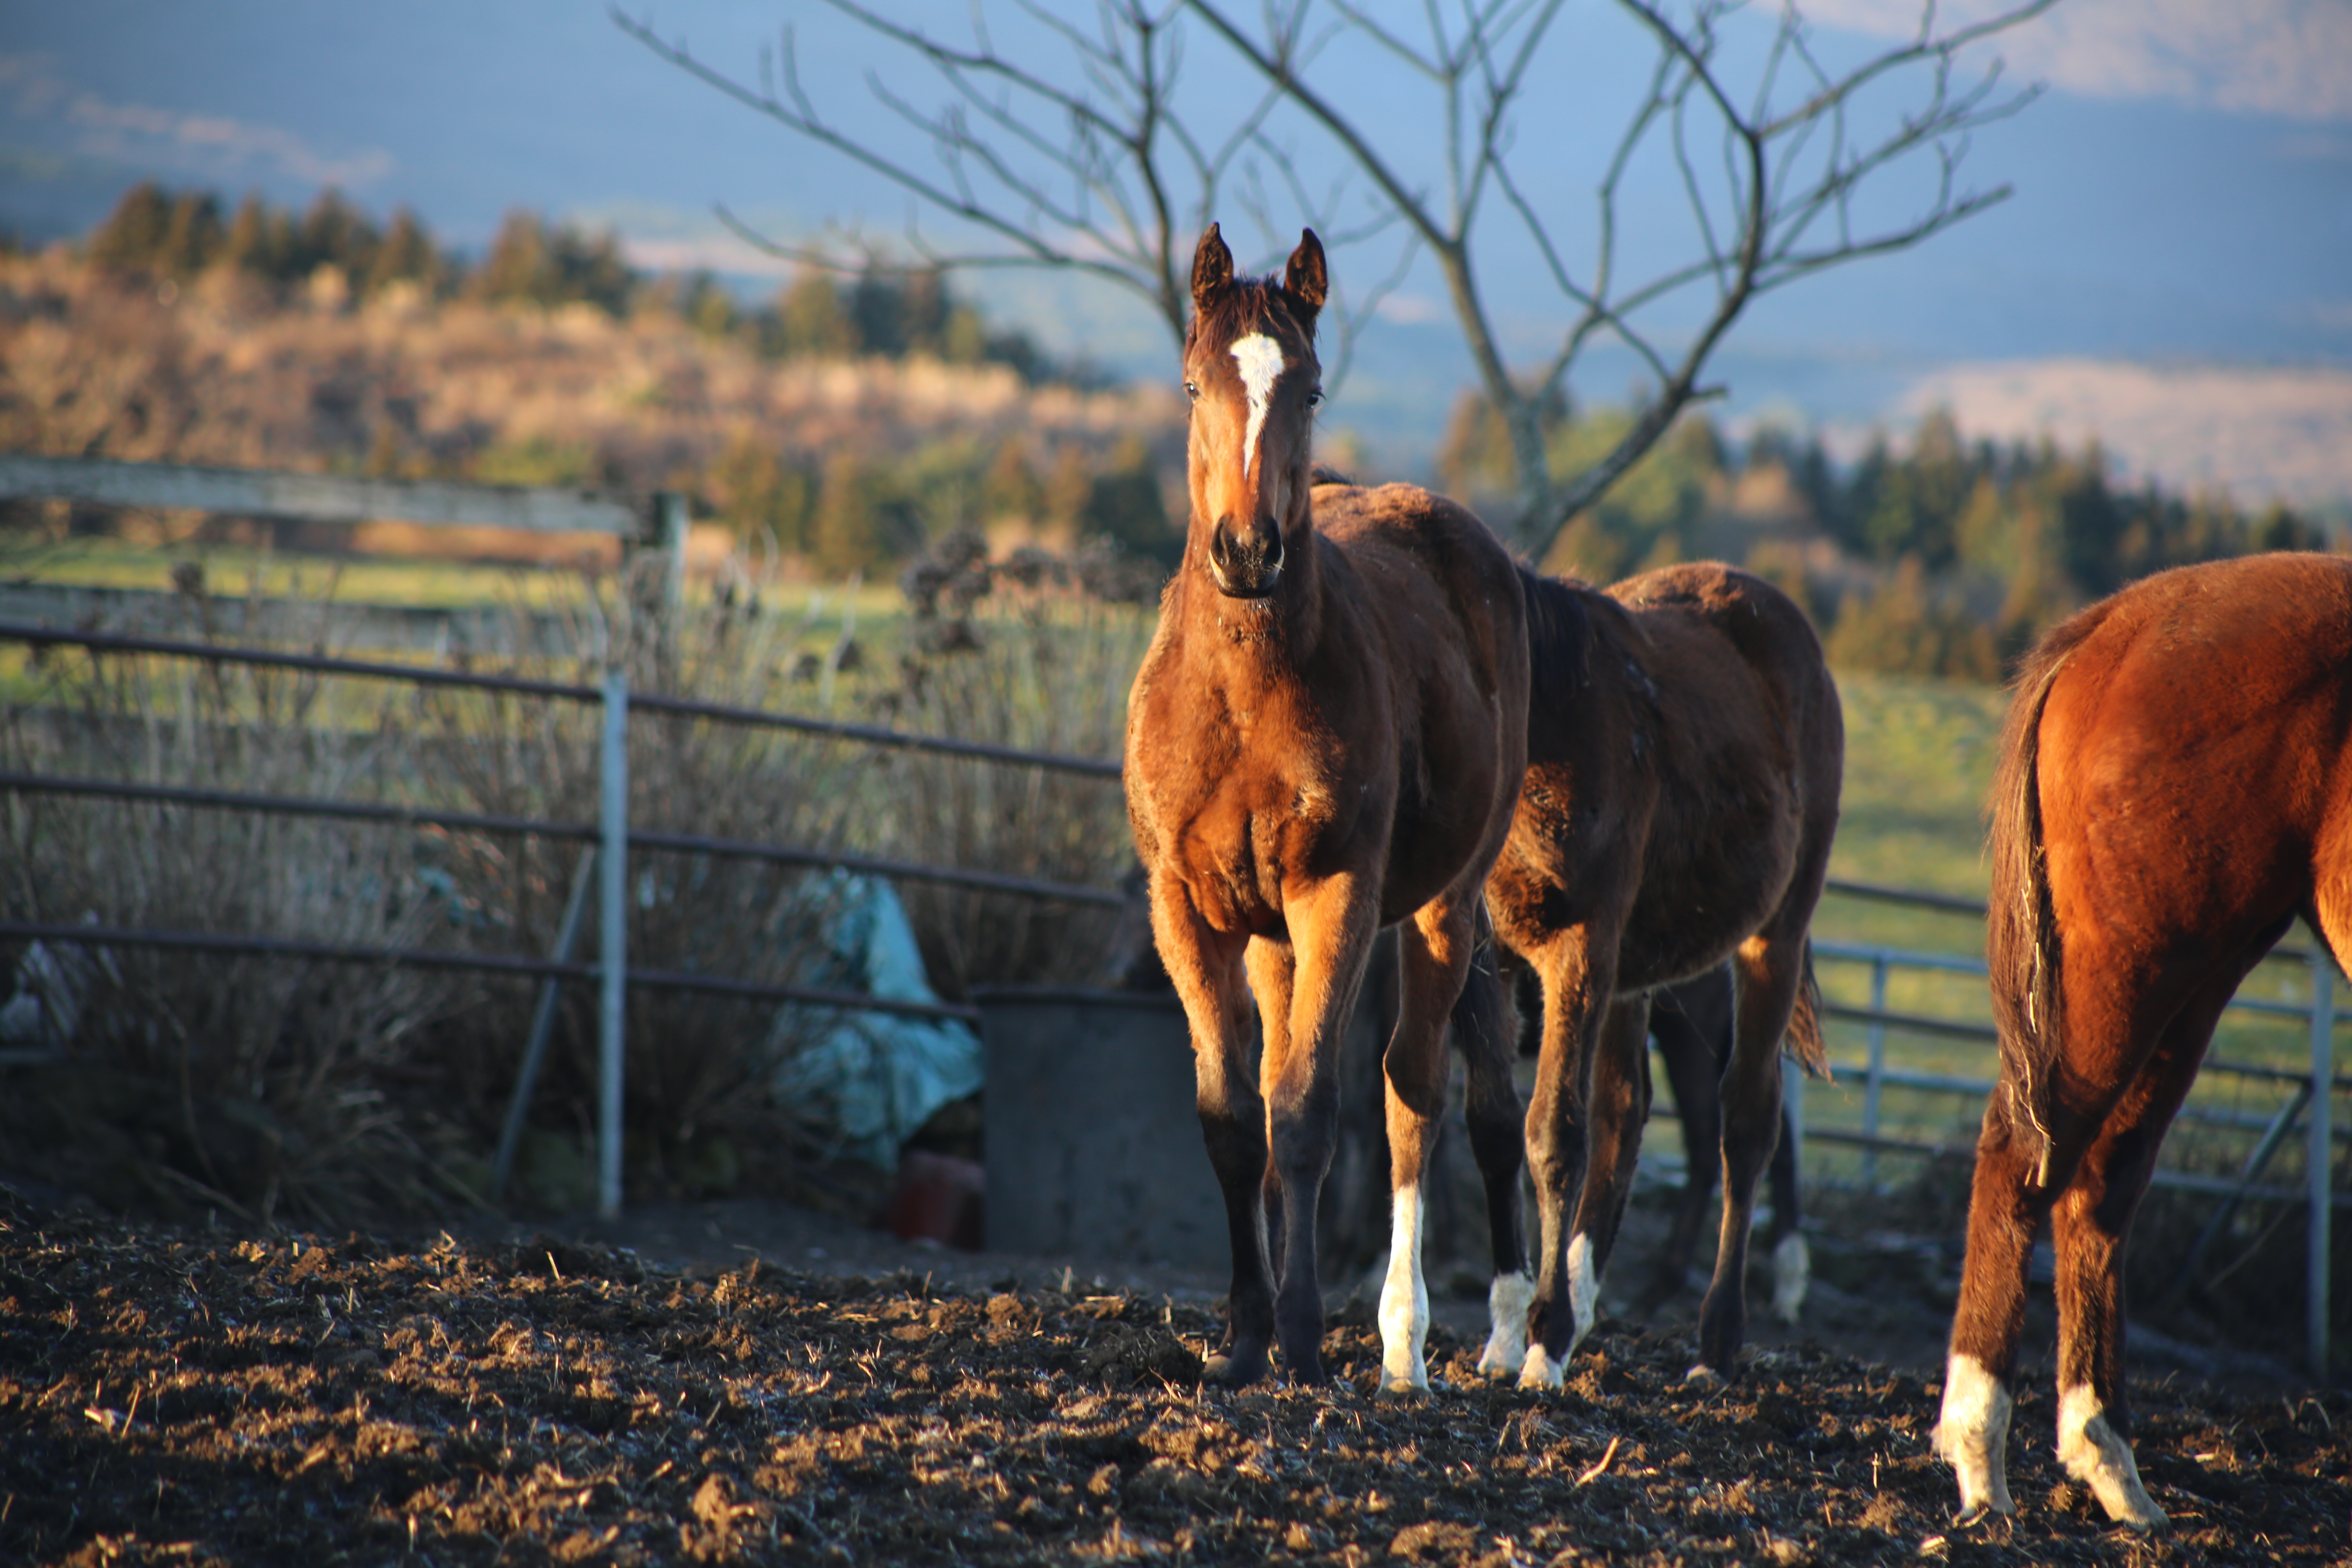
[1,185,1182,575]
[7,182,2339,680]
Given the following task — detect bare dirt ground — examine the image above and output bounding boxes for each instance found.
[4,1174,2348,1568]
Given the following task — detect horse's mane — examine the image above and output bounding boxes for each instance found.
[1516,566,1595,712]
[1986,603,2110,1180]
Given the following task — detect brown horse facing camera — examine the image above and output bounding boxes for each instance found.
[1124,225,1531,1392]
[1477,561,1843,1388]
[1935,553,2352,1532]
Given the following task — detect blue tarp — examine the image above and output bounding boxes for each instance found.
[767,872,982,1169]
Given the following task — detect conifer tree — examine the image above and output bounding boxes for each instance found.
[88,181,173,273]
[364,207,441,296]
[157,191,224,279]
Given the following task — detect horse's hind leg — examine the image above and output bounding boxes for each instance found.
[1450,918,1531,1378]
[1934,1087,2049,1522]
[1375,893,1483,1395]
[1638,986,1724,1315]
[1764,1098,1809,1324]
[1516,936,1610,1388]
[1691,933,1805,1381]
[2051,976,2232,1531]
[1559,993,1655,1353]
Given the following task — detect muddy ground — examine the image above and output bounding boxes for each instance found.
[3,1178,2349,1568]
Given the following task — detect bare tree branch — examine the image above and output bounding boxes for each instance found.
[624,0,2056,561]
[1188,0,2053,555]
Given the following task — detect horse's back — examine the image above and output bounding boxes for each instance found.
[1312,481,1526,691]
[1608,562,1840,734]
[1312,481,1531,920]
[1607,561,1843,851]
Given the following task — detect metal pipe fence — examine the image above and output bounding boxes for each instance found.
[0,617,1118,1220]
[1798,913,2347,1379]
[4,560,2346,1373]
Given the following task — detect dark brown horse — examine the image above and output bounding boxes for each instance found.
[1935,552,2352,1531]
[1125,225,1531,1391]
[1478,563,1842,1387]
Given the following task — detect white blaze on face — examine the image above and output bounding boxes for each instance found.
[1229,332,1287,480]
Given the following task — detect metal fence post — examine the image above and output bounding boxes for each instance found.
[1863,956,1889,1190]
[599,668,629,1220]
[2310,954,2334,1381]
[491,845,598,1200]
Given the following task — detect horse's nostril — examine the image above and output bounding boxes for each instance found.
[1208,523,1234,568]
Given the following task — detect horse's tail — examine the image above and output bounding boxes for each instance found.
[1783,942,1829,1080]
[1986,611,2102,1180]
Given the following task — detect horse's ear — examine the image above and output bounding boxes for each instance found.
[1284,228,1328,316]
[1191,223,1234,310]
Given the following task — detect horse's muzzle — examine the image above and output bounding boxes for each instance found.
[1208,517,1285,598]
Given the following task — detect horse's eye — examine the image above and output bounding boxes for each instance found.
[1183,380,1200,402]
[1306,389,1324,410]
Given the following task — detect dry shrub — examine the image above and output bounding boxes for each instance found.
[0,588,471,1225]
[412,559,871,1206]
[0,541,1158,1225]
[0,248,1180,502]
[868,538,1154,999]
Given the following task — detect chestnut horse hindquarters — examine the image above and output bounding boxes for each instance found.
[1938,552,2352,1533]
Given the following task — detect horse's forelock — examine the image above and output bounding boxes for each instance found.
[1189,278,1317,362]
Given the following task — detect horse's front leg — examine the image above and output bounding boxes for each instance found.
[1263,874,1377,1386]
[1373,892,1485,1396]
[1637,993,1724,1316]
[1152,890,1271,1385]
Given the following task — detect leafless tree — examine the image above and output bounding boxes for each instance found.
[617,0,2055,560]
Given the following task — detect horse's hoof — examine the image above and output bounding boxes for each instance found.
[1950,1505,2014,1541]
[1479,1273,1535,1380]
[1202,1348,1267,1387]
[1377,1376,1432,1403]
[1516,1344,1566,1391]
[1771,1233,1811,1324]
[1683,1363,1725,1389]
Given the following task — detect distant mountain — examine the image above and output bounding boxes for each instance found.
[1899,360,2352,516]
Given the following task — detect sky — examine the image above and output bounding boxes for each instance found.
[2,0,2348,508]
